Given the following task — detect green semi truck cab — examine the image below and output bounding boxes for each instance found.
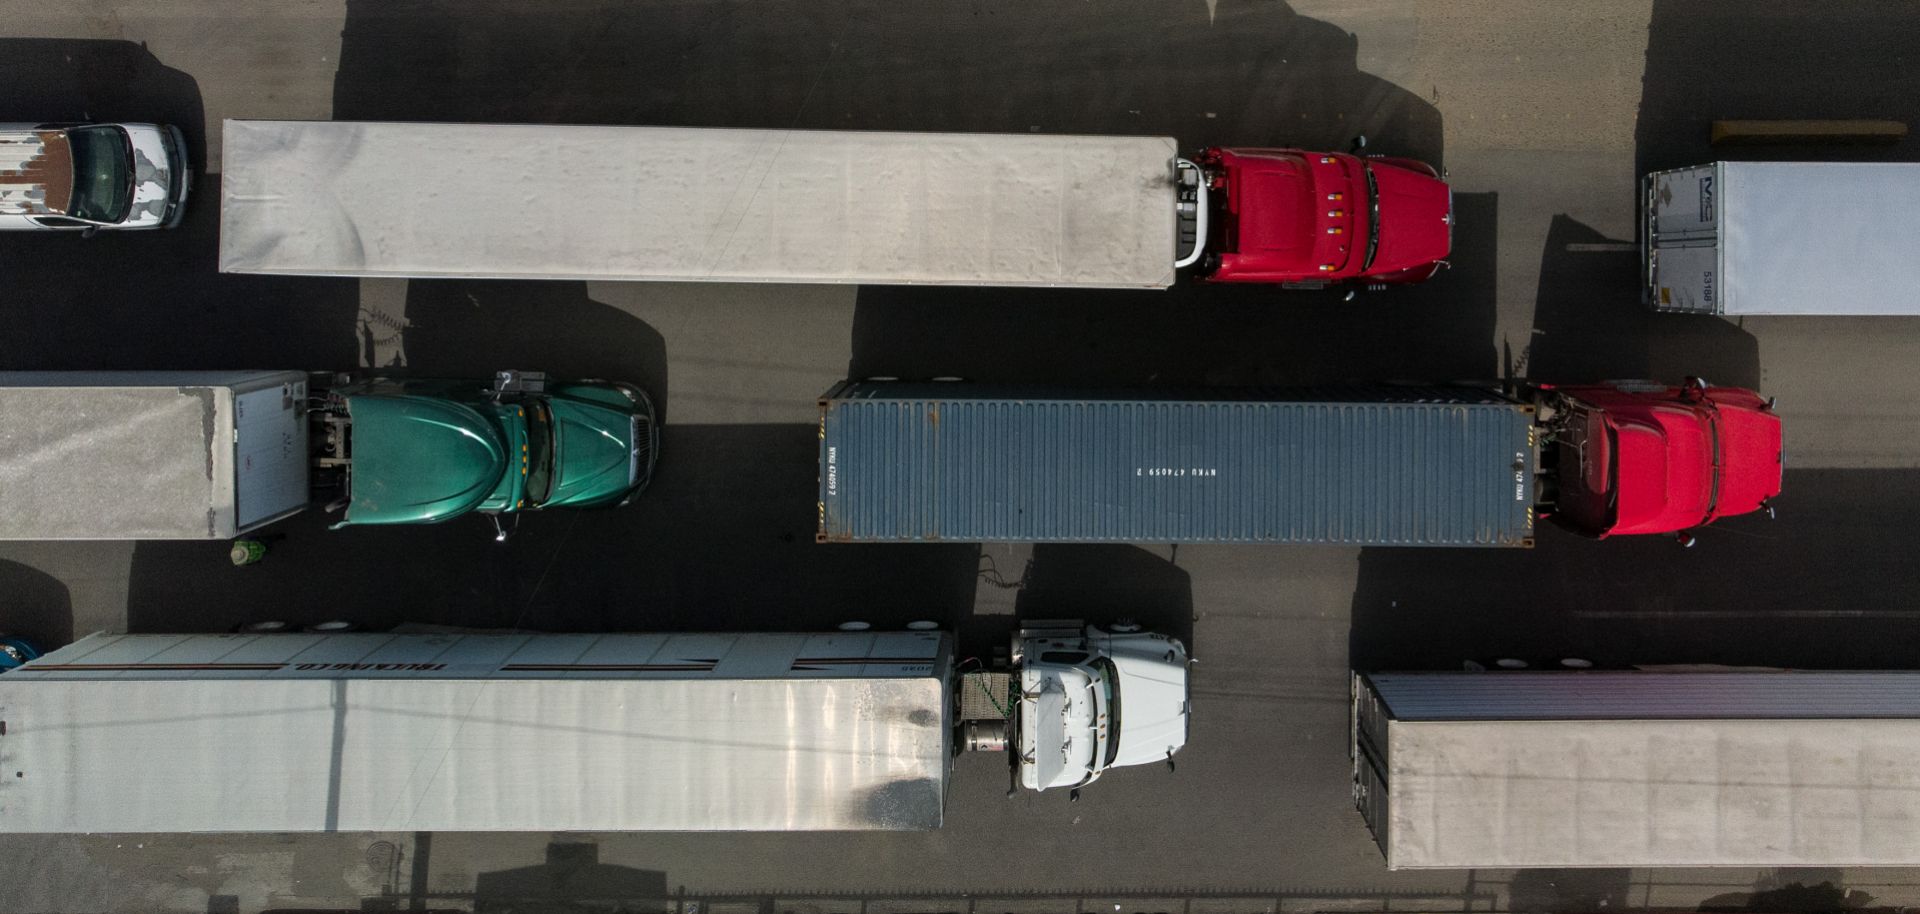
[315,371,658,533]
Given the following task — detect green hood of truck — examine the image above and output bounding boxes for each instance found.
[543,393,642,508]
[336,394,510,526]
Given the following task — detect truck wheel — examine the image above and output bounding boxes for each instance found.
[906,620,940,631]
[837,621,872,631]
[1105,620,1143,634]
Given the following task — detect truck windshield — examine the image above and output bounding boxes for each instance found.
[1361,163,1381,271]
[1095,657,1122,769]
[64,126,134,224]
[524,401,557,506]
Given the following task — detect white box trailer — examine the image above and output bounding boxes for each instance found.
[1643,161,1920,315]
[1352,670,1920,869]
[0,626,1189,833]
[0,371,309,540]
[220,120,1184,289]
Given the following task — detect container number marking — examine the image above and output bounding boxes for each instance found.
[825,446,838,495]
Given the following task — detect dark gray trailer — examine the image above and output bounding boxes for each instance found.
[815,382,1537,546]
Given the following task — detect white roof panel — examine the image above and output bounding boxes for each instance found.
[220,120,1180,289]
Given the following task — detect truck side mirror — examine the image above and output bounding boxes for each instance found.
[1166,749,1177,773]
[1675,531,1697,548]
[80,226,99,240]
[1350,135,1369,153]
[1069,788,1081,803]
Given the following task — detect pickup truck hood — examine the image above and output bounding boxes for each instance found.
[338,395,508,526]
[542,396,642,508]
[1106,650,1191,768]
[1363,161,1452,279]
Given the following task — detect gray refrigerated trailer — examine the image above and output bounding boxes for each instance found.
[0,626,1190,832]
[0,371,310,540]
[219,119,1185,289]
[1352,670,1920,869]
[1643,161,1920,315]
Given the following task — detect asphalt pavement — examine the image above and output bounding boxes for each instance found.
[6,2,1920,912]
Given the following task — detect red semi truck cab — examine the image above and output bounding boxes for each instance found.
[1540,379,1783,541]
[1191,147,1453,287]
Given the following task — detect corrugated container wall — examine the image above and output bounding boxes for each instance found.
[817,382,1537,546]
[1353,671,1920,869]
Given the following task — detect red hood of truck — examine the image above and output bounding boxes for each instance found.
[1554,383,1783,537]
[1707,396,1785,521]
[1362,160,1453,279]
[1202,148,1362,282]
[1608,407,1714,536]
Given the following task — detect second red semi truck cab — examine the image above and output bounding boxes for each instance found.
[1191,145,1453,287]
[1541,379,1782,543]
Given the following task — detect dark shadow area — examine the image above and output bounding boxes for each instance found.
[1509,869,1633,914]
[128,424,977,634]
[1699,868,1877,914]
[0,559,72,648]
[330,0,1440,165]
[851,192,1497,386]
[1638,2,1920,175]
[472,841,667,914]
[1015,545,1196,656]
[1349,468,1920,672]
[396,280,670,423]
[1524,214,1759,389]
[0,39,360,372]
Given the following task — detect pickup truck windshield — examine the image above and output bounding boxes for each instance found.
[1361,163,1381,271]
[524,401,557,506]
[64,126,133,223]
[1095,657,1122,769]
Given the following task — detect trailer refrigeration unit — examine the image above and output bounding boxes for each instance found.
[218,119,1452,290]
[816,378,1782,546]
[1644,161,1920,315]
[1352,670,1920,869]
[0,371,657,540]
[0,626,1190,832]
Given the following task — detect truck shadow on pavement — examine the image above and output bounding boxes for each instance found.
[127,422,979,636]
[328,0,1441,165]
[848,192,1497,387]
[0,559,72,649]
[1525,214,1759,389]
[1636,0,1920,175]
[1347,468,1920,673]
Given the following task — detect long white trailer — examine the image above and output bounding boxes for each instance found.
[0,371,309,540]
[1644,161,1920,315]
[1352,670,1920,869]
[219,120,1184,289]
[0,626,1189,833]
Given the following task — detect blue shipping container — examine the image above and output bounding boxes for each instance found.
[817,382,1538,547]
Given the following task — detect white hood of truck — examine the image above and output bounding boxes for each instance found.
[1107,648,1190,768]
[122,124,178,228]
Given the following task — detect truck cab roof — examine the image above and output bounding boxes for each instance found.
[1551,382,1783,538]
[334,393,512,526]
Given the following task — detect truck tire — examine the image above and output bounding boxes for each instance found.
[304,621,360,633]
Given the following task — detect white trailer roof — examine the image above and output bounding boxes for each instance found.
[220,120,1180,288]
[0,632,952,832]
[1648,161,1920,315]
[0,371,308,540]
[1358,672,1920,868]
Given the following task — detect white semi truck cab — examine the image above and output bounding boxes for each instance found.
[1005,621,1191,794]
